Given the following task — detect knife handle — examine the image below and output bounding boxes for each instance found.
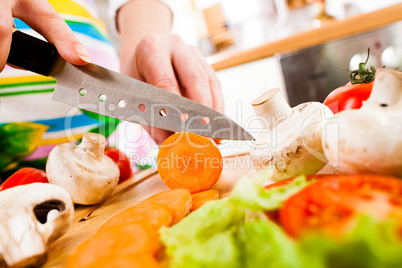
[6,30,59,76]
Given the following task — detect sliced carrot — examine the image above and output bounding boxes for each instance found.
[99,203,172,232]
[157,132,223,194]
[137,189,192,224]
[67,223,160,268]
[191,189,220,211]
[84,254,160,268]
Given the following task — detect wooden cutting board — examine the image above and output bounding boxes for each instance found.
[44,154,258,267]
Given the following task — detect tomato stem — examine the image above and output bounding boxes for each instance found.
[349,48,376,85]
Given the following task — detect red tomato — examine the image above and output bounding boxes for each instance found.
[264,174,329,223]
[104,147,133,183]
[323,81,373,114]
[0,167,48,191]
[279,174,402,238]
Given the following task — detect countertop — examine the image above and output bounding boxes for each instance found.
[207,3,402,71]
[44,154,257,267]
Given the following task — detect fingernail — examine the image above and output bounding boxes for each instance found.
[74,44,91,63]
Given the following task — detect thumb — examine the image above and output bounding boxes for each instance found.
[0,4,13,72]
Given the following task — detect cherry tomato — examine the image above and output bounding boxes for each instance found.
[279,174,402,238]
[323,81,373,114]
[104,147,133,183]
[0,167,48,191]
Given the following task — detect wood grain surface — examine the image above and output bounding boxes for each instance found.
[43,154,258,267]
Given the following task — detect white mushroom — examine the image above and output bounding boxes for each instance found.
[46,133,119,205]
[250,88,333,180]
[0,183,73,268]
[323,68,402,176]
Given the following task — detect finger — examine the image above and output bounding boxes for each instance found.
[0,3,13,72]
[143,126,173,145]
[193,48,225,114]
[172,44,213,109]
[135,36,183,144]
[12,0,91,65]
[136,37,181,96]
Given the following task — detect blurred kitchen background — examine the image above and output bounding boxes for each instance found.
[95,0,402,154]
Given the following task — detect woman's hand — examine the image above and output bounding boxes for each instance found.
[118,0,224,145]
[0,0,91,72]
[120,34,224,144]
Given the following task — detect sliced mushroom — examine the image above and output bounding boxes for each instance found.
[0,183,73,267]
[250,88,333,180]
[323,69,402,176]
[46,133,120,205]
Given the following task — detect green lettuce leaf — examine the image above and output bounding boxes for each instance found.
[239,219,303,268]
[160,198,245,268]
[230,170,311,211]
[161,198,244,250]
[169,230,241,268]
[161,169,402,268]
[299,216,402,268]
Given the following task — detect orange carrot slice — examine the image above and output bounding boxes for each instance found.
[137,189,192,224]
[99,203,172,232]
[67,223,160,268]
[157,132,223,194]
[190,189,220,211]
[84,254,160,268]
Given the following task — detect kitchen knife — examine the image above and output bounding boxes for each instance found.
[6,30,254,141]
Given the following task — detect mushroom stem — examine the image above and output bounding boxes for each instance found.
[251,88,292,130]
[366,69,402,106]
[78,133,106,159]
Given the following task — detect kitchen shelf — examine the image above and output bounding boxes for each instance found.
[207,3,402,71]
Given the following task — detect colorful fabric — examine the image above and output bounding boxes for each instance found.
[0,0,121,175]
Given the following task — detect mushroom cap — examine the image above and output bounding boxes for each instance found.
[0,183,74,267]
[324,108,402,176]
[46,142,120,205]
[251,102,331,180]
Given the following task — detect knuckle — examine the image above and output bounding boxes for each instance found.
[0,23,10,39]
[142,34,161,45]
[188,73,209,85]
[138,34,163,52]
[170,34,182,43]
[37,8,61,21]
[153,77,179,92]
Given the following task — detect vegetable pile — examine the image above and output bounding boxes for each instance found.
[0,133,134,267]
[324,68,402,176]
[160,172,402,268]
[67,189,193,267]
[2,50,402,268]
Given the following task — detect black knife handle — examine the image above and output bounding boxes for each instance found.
[6,30,59,76]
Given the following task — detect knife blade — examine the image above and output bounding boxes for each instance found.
[6,30,254,140]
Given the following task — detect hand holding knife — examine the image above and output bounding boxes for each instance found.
[6,30,254,141]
